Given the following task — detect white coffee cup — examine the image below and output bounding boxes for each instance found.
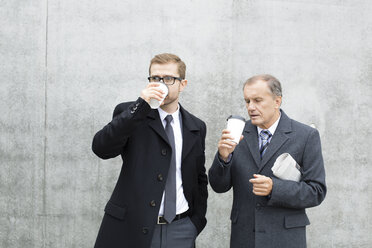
[148,82,169,109]
[226,115,246,144]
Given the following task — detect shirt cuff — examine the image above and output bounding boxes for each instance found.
[218,153,233,165]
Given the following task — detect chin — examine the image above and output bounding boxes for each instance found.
[251,119,262,126]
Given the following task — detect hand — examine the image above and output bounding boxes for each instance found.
[249,174,273,196]
[218,129,243,162]
[140,83,165,104]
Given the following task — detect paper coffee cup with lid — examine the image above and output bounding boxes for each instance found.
[148,82,169,109]
[226,115,246,144]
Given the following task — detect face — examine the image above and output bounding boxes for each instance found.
[150,62,187,108]
[243,80,282,129]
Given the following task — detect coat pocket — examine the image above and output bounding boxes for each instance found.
[284,213,310,229]
[104,201,127,220]
[230,208,239,224]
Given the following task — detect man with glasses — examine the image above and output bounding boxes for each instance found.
[92,53,208,248]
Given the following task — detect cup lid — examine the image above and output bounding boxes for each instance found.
[227,115,246,122]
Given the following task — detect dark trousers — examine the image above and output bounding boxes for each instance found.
[150,216,197,248]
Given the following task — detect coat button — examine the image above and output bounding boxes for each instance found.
[142,227,148,234]
[157,174,163,181]
[161,149,167,156]
[150,200,156,207]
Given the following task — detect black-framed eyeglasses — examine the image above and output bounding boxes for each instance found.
[147,76,183,85]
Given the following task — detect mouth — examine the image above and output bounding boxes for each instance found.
[249,114,260,119]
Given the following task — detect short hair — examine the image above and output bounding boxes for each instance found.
[243,74,282,97]
[149,53,186,79]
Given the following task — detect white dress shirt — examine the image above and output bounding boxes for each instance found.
[157,106,189,215]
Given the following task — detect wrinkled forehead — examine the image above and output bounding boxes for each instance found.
[243,80,272,97]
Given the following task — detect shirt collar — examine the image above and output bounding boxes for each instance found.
[157,105,181,124]
[257,112,281,136]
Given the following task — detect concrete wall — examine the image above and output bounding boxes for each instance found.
[1,0,371,247]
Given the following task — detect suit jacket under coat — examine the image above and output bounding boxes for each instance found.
[209,110,326,248]
[92,97,208,248]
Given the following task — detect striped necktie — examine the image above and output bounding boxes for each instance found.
[259,130,272,159]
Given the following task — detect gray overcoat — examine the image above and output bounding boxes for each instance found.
[209,110,326,248]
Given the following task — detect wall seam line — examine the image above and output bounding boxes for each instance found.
[42,0,49,247]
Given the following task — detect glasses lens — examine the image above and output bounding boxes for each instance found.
[149,76,161,82]
[163,76,174,84]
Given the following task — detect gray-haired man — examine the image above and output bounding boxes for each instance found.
[209,74,326,248]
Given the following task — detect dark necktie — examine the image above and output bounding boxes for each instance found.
[259,130,272,159]
[164,115,176,223]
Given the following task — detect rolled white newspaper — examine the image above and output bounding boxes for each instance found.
[271,153,301,182]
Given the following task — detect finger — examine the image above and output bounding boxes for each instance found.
[249,177,264,183]
[149,87,166,95]
[252,186,268,193]
[148,89,165,99]
[252,190,268,196]
[148,93,163,101]
[221,134,235,140]
[250,179,268,186]
[219,144,233,149]
[221,129,231,135]
[252,184,270,191]
[239,135,244,142]
[147,83,160,88]
[218,140,234,148]
[221,138,236,145]
[220,140,236,148]
[253,185,269,191]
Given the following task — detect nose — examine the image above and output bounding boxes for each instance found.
[247,102,256,111]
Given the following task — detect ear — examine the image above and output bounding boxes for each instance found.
[179,79,187,92]
[275,96,282,108]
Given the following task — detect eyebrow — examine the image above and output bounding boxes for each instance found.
[245,97,263,101]
[150,75,177,77]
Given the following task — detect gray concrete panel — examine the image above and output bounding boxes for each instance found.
[0,1,47,247]
[1,0,371,247]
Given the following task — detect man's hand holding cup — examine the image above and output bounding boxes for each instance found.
[218,115,246,162]
[140,83,168,108]
[218,129,243,162]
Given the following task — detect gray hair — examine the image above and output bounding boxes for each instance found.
[243,74,282,97]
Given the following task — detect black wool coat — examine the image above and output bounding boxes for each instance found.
[92,97,208,248]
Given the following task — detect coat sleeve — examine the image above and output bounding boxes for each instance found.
[268,128,327,209]
[208,152,234,193]
[92,97,151,159]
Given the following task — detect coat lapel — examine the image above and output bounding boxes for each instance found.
[258,110,292,172]
[147,109,170,146]
[147,105,200,161]
[243,122,261,168]
[180,106,199,163]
